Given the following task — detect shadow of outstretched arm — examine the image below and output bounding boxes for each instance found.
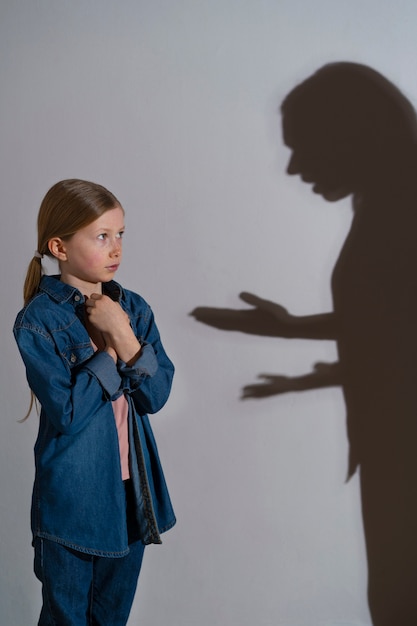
[241,361,343,399]
[191,292,338,340]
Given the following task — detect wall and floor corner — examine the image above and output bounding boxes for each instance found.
[1,2,416,625]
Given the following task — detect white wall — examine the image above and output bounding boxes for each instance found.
[2,2,416,624]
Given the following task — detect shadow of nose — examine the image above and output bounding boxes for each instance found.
[287,154,300,175]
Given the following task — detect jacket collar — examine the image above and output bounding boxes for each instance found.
[39,274,124,304]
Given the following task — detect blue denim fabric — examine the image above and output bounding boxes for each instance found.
[34,537,145,625]
[13,275,176,555]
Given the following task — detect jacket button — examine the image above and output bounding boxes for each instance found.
[74,295,81,302]
[70,353,77,363]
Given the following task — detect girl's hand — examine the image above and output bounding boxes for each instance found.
[85,294,141,365]
[85,293,130,334]
[105,345,118,364]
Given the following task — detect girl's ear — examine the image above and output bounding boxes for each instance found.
[48,238,67,261]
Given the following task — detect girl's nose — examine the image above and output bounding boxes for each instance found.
[111,238,122,257]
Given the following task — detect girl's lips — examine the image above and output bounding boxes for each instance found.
[106,264,119,272]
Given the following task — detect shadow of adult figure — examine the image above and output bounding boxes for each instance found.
[190,62,417,626]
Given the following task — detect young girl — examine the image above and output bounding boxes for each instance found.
[13,179,176,626]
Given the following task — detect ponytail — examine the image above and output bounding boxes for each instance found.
[22,254,44,420]
[19,393,39,423]
[23,255,44,306]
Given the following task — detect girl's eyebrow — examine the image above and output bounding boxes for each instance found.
[92,224,125,233]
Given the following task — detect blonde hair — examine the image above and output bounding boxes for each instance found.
[23,179,121,305]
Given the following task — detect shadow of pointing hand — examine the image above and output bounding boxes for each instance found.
[190,292,294,337]
[242,361,342,399]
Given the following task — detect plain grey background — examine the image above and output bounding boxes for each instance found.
[2,1,416,624]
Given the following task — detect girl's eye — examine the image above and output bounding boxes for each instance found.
[97,231,124,241]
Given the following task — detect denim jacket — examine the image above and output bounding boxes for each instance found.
[13,275,176,556]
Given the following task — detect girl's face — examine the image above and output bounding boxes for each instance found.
[50,205,125,294]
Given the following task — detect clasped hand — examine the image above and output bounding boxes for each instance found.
[85,293,130,334]
[85,293,141,365]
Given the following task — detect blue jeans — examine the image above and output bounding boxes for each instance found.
[34,538,145,625]
[34,481,145,626]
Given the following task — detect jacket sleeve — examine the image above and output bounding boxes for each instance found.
[117,300,174,415]
[14,325,122,436]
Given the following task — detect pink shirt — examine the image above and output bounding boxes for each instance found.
[112,394,130,480]
[91,340,130,480]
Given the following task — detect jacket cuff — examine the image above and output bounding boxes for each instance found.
[118,342,158,379]
[84,351,121,396]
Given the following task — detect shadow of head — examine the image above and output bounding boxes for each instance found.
[281,62,417,201]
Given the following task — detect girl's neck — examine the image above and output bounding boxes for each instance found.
[59,272,103,296]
